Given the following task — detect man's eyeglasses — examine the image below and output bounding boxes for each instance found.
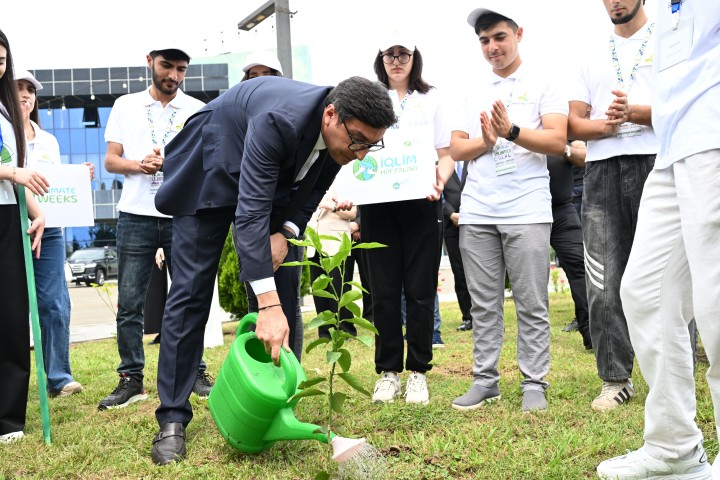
[342,120,384,152]
[381,52,413,65]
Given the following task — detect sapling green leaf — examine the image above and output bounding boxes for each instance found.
[298,377,327,389]
[338,290,362,308]
[288,388,325,403]
[355,335,374,347]
[326,351,342,364]
[345,317,379,335]
[305,337,331,354]
[337,372,371,397]
[338,349,351,373]
[331,392,349,414]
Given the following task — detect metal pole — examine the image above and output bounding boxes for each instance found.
[275,0,293,79]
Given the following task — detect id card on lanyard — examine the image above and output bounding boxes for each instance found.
[657,0,693,72]
[610,22,653,139]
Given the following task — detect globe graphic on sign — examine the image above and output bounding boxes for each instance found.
[353,156,378,181]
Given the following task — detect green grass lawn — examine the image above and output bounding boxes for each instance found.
[1,293,716,479]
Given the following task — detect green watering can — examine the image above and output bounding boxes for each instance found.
[208,313,365,462]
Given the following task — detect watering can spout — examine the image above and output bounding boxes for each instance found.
[263,408,330,445]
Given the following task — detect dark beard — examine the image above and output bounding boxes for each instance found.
[151,68,179,96]
[610,0,641,24]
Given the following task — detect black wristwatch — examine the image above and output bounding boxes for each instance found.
[505,124,520,142]
[279,228,297,241]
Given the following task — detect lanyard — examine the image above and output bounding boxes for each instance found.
[609,22,654,90]
[671,0,683,30]
[146,104,178,148]
[390,89,412,129]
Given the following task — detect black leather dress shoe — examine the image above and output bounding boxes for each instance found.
[456,320,472,332]
[151,422,186,465]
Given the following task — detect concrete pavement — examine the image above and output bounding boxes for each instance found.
[68,259,568,344]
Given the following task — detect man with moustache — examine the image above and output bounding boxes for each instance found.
[567,0,656,412]
[149,76,396,464]
[99,46,211,410]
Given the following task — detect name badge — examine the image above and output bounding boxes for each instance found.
[150,172,164,195]
[657,18,693,72]
[617,122,643,139]
[492,139,517,176]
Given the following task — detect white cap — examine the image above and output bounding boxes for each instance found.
[15,69,43,91]
[378,30,416,52]
[242,51,283,74]
[467,3,521,31]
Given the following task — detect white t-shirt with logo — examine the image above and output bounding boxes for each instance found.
[104,88,205,217]
[27,120,61,168]
[0,103,20,205]
[388,87,451,150]
[452,63,567,225]
[569,20,658,162]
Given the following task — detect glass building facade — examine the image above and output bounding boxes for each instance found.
[33,61,231,253]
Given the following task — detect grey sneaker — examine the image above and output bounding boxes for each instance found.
[521,390,547,412]
[597,445,711,479]
[452,384,501,411]
[372,372,402,403]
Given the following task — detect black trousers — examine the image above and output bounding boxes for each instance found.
[443,232,472,323]
[309,251,357,338]
[155,208,301,426]
[354,248,373,322]
[361,199,442,374]
[0,205,30,435]
[550,203,589,335]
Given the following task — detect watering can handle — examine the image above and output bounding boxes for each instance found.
[238,313,298,398]
[236,312,258,337]
[278,348,298,399]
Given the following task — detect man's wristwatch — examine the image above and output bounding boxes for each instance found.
[563,144,572,160]
[279,228,298,241]
[505,124,520,142]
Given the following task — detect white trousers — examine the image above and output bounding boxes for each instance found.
[620,149,720,464]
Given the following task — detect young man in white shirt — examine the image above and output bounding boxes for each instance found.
[449,3,567,413]
[567,0,656,413]
[99,46,210,410]
[597,1,720,478]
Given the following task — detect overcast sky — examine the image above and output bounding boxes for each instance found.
[3,0,657,91]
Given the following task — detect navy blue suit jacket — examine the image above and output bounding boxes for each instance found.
[156,77,340,283]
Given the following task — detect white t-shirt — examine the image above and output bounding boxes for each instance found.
[0,103,20,205]
[27,120,61,168]
[388,87,451,150]
[452,63,567,225]
[104,88,205,217]
[652,1,720,169]
[569,20,658,162]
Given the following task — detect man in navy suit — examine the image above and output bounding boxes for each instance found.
[150,76,396,465]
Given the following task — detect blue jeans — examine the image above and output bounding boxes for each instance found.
[582,155,655,382]
[33,228,73,392]
[116,213,206,378]
[402,289,442,333]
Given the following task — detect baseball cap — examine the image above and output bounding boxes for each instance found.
[378,30,416,52]
[150,47,192,62]
[15,69,43,91]
[467,3,521,32]
[242,51,283,74]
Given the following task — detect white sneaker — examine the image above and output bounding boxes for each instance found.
[405,372,429,405]
[592,379,635,412]
[597,446,711,479]
[372,372,402,403]
[52,381,84,398]
[0,431,24,444]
